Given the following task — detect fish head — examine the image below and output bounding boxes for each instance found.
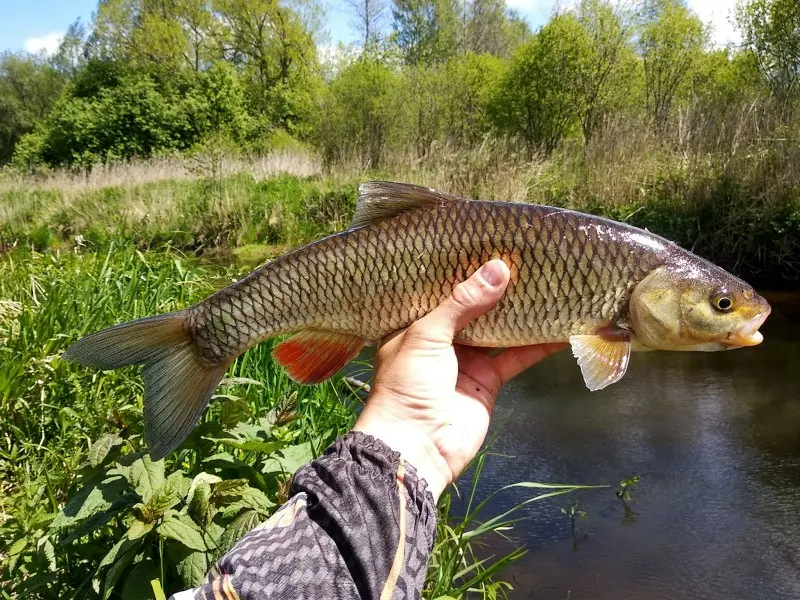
[628,263,771,352]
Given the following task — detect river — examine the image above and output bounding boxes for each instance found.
[460,292,800,599]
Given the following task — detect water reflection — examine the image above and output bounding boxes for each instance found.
[464,294,800,599]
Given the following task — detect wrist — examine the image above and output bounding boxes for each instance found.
[353,406,451,502]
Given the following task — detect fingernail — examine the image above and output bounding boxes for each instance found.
[480,261,504,287]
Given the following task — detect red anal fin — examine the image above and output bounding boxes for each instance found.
[273,329,366,384]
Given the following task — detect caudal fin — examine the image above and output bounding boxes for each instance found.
[63,311,230,460]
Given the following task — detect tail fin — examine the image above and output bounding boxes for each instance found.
[63,311,230,460]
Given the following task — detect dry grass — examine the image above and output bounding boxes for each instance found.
[0,149,321,194]
[2,115,799,283]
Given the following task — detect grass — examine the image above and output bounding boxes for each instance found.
[0,241,597,599]
[2,138,800,285]
[2,138,798,597]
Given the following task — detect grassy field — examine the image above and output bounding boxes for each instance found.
[0,237,591,599]
[3,144,800,285]
[1,149,798,598]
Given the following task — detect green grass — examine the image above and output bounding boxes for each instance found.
[0,241,597,599]
[3,158,795,598]
[3,161,799,286]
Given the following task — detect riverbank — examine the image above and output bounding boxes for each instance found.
[0,243,592,599]
[2,149,799,287]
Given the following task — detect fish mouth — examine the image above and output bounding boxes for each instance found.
[723,312,769,348]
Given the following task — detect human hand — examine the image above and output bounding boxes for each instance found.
[354,259,566,501]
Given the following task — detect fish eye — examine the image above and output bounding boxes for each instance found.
[712,295,733,312]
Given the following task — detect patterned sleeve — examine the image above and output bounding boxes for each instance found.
[170,431,438,600]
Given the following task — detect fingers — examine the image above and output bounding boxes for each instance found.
[411,260,510,346]
[492,343,567,384]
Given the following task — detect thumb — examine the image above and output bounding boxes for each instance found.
[413,259,511,345]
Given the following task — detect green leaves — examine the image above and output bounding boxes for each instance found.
[51,474,129,531]
[221,509,261,553]
[129,456,166,503]
[89,433,124,467]
[157,511,206,552]
[170,544,209,589]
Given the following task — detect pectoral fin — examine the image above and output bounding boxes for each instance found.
[569,332,631,391]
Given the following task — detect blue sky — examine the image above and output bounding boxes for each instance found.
[1,0,741,56]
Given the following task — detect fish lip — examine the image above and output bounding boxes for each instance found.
[724,330,763,347]
[722,312,768,347]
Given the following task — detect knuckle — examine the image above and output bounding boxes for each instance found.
[451,280,480,309]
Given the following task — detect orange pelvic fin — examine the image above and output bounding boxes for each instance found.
[273,329,366,384]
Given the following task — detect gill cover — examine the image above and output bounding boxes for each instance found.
[628,267,685,350]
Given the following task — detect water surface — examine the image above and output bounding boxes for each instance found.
[466,293,800,599]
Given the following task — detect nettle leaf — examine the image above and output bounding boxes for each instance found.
[61,492,139,545]
[127,518,155,540]
[219,377,264,388]
[210,478,250,503]
[221,487,275,518]
[89,434,124,467]
[201,453,270,491]
[170,544,209,588]
[262,441,316,476]
[93,536,145,597]
[157,510,206,551]
[189,483,213,526]
[107,452,145,483]
[147,471,190,518]
[202,521,225,551]
[36,535,56,572]
[121,558,159,600]
[51,475,129,531]
[102,547,139,600]
[130,456,166,503]
[221,509,261,553]
[219,397,254,427]
[215,438,285,453]
[8,537,27,557]
[187,472,222,509]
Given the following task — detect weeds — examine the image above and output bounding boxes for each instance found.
[3,139,799,285]
[0,241,607,599]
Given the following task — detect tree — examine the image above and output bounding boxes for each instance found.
[736,0,800,110]
[488,15,585,154]
[215,0,321,120]
[571,0,638,144]
[392,0,460,65]
[639,0,707,133]
[12,61,252,167]
[439,52,503,147]
[314,58,403,168]
[0,52,65,164]
[464,0,505,55]
[345,0,389,51]
[93,0,193,68]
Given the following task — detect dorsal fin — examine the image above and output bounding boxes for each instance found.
[350,181,462,230]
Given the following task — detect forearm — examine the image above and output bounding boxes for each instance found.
[172,431,437,600]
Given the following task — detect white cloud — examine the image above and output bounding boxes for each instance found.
[687,0,742,47]
[506,1,742,48]
[24,32,64,56]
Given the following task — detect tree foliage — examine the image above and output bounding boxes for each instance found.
[736,0,800,108]
[315,58,403,168]
[639,0,707,133]
[0,53,65,163]
[0,0,796,168]
[489,14,586,154]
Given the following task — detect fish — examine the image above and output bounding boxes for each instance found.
[63,181,771,459]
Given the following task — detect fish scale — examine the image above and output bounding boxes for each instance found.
[64,181,770,460]
[190,199,662,362]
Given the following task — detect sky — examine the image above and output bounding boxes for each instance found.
[0,0,742,57]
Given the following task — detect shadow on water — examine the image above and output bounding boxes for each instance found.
[456,293,800,600]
